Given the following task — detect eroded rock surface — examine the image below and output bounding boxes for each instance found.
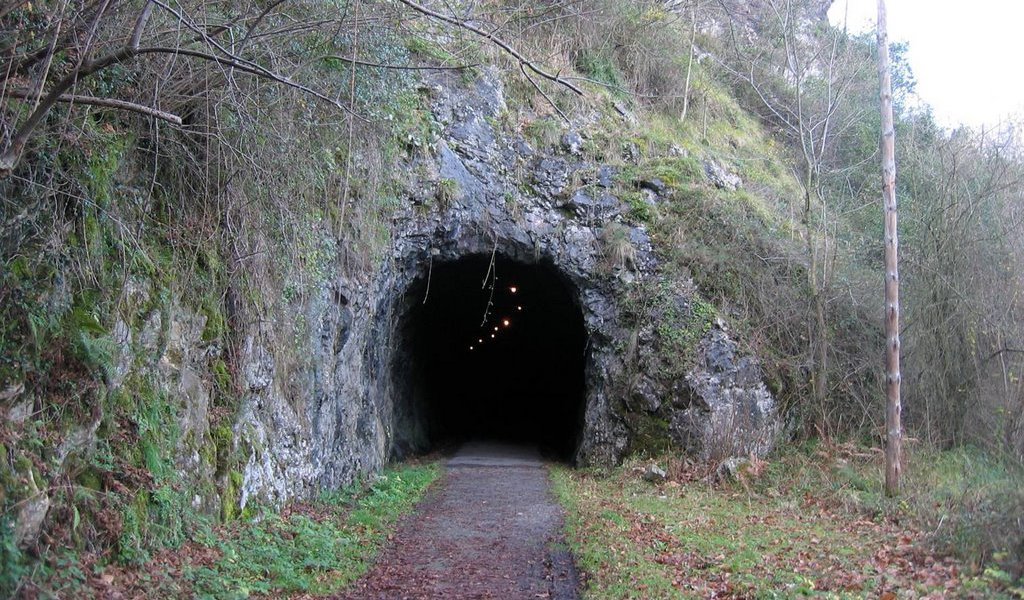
[61,68,780,517]
[228,67,781,505]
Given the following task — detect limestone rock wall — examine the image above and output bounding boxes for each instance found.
[14,68,782,518]
[229,68,780,506]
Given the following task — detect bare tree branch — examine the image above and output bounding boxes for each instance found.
[0,1,157,176]
[321,55,478,71]
[395,0,584,97]
[133,46,357,114]
[520,62,568,122]
[5,88,182,124]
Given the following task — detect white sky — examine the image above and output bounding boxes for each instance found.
[828,0,1024,129]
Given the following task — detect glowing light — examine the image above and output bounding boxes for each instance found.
[469,346,474,350]
[494,326,499,331]
[517,306,522,311]
[478,339,483,343]
[509,286,518,293]
[491,334,495,338]
[502,319,510,327]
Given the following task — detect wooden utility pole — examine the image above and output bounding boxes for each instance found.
[876,0,902,496]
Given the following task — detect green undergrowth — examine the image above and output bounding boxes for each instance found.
[552,444,1022,598]
[843,444,1024,576]
[47,462,440,598]
[189,462,440,598]
[0,115,242,594]
[1,11,437,589]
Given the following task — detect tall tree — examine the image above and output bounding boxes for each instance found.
[876,0,902,496]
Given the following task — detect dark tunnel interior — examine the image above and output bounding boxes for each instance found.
[402,254,587,460]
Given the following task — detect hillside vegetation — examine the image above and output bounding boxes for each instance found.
[2,0,1024,594]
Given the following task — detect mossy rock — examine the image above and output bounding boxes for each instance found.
[212,425,234,477]
[625,413,673,457]
[200,299,226,343]
[76,467,103,491]
[221,470,244,522]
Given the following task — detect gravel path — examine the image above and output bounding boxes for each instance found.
[334,442,579,599]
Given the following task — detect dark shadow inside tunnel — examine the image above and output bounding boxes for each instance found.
[396,254,587,461]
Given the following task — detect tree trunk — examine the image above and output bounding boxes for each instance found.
[680,1,699,123]
[877,0,902,496]
[802,169,828,435]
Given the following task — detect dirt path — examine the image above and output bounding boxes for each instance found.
[334,442,579,599]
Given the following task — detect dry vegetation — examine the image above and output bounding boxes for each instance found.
[553,444,1024,598]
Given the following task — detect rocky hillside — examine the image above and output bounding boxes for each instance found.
[3,0,1023,589]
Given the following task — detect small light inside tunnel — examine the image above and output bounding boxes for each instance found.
[402,255,587,460]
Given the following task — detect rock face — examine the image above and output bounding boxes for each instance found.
[670,326,779,460]
[75,68,780,514]
[226,68,780,506]
[703,160,743,191]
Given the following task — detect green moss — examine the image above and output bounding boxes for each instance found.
[76,468,103,491]
[623,192,654,224]
[623,280,716,377]
[212,425,234,477]
[82,119,130,208]
[222,470,243,522]
[626,413,672,456]
[197,434,216,469]
[200,299,226,343]
[140,438,165,477]
[211,359,233,409]
[118,491,151,564]
[11,456,29,483]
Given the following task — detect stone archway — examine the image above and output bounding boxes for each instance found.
[368,220,631,467]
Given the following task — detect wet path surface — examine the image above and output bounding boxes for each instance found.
[335,442,579,599]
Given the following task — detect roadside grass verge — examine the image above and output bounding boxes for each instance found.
[552,444,1022,598]
[58,461,440,599]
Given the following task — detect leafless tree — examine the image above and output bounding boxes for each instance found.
[0,0,447,177]
[716,0,873,434]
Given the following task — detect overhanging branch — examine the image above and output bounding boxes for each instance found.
[395,0,584,97]
[5,89,183,125]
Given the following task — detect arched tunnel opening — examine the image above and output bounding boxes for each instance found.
[396,254,588,461]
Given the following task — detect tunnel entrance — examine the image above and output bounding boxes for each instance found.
[399,254,587,460]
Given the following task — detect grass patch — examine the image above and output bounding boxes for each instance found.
[552,444,1021,598]
[192,462,439,597]
[53,461,441,598]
